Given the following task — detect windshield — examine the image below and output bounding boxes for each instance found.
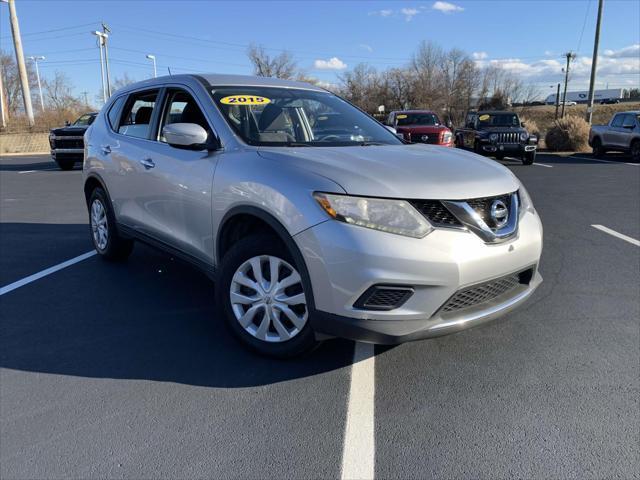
[73,114,95,126]
[477,113,520,127]
[210,86,402,147]
[395,113,439,126]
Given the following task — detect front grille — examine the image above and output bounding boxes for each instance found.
[497,132,519,144]
[54,139,83,149]
[466,194,511,228]
[410,200,462,227]
[354,285,414,311]
[440,268,533,314]
[411,133,440,145]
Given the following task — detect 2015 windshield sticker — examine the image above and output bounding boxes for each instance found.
[478,114,491,121]
[220,95,271,106]
[396,114,408,119]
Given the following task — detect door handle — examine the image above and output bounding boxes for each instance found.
[140,158,155,170]
[101,145,111,155]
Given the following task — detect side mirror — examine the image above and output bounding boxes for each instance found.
[162,123,209,150]
[447,120,453,128]
[65,120,71,126]
[521,122,526,127]
[384,125,397,134]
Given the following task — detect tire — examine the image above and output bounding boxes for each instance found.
[88,187,134,261]
[56,159,75,171]
[216,234,318,358]
[630,140,640,163]
[522,151,535,165]
[592,137,605,158]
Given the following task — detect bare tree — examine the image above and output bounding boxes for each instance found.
[1,49,37,115]
[43,71,82,111]
[112,73,136,91]
[247,44,297,79]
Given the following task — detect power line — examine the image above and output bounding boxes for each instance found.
[576,0,593,53]
[0,21,98,40]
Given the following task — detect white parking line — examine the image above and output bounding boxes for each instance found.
[18,170,36,174]
[0,250,97,296]
[341,342,376,480]
[573,155,639,166]
[533,163,553,168]
[591,225,640,247]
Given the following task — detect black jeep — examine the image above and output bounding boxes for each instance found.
[455,111,537,165]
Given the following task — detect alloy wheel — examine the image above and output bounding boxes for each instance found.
[91,199,109,250]
[230,255,308,343]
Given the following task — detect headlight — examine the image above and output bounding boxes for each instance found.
[520,132,528,141]
[442,131,453,143]
[314,192,433,238]
[518,185,536,217]
[489,133,498,141]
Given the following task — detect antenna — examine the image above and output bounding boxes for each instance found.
[167,67,172,76]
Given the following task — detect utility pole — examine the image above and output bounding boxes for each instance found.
[101,22,112,97]
[146,54,157,78]
[8,0,34,126]
[81,91,89,107]
[555,83,561,120]
[0,61,7,128]
[561,51,576,119]
[586,0,604,124]
[28,56,45,112]
[93,30,107,103]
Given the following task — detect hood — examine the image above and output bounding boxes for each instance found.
[257,144,519,200]
[50,126,89,135]
[395,125,448,135]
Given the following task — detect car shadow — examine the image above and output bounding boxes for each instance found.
[0,223,365,388]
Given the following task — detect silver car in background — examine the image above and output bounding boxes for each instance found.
[83,74,543,357]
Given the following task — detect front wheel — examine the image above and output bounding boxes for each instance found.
[630,140,640,163]
[522,151,536,165]
[56,159,75,171]
[88,187,134,261]
[592,137,605,158]
[216,234,318,358]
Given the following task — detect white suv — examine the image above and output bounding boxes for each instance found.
[83,74,543,357]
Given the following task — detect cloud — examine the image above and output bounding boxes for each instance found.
[603,44,639,58]
[472,44,640,90]
[369,9,393,17]
[359,43,373,52]
[472,51,488,60]
[432,1,464,13]
[400,7,420,21]
[313,57,348,70]
[544,50,555,56]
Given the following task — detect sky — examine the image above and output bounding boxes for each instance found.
[1,0,639,103]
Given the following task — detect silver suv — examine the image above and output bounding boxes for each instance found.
[83,74,543,357]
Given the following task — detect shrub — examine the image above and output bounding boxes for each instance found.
[521,117,541,140]
[544,115,591,152]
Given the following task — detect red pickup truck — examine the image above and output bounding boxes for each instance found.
[386,110,453,147]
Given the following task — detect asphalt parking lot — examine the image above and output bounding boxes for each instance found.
[1,152,638,479]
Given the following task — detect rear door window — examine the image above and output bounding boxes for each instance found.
[118,90,159,139]
[611,114,625,128]
[622,114,636,128]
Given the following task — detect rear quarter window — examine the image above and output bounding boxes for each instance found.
[107,96,126,130]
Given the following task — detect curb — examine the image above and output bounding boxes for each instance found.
[0,152,50,157]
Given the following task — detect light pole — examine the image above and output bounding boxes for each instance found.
[28,55,45,112]
[92,31,108,103]
[5,0,34,126]
[146,54,157,78]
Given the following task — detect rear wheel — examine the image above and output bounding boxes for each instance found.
[88,187,134,261]
[217,234,317,358]
[630,140,640,163]
[56,159,75,170]
[592,137,605,158]
[522,151,536,165]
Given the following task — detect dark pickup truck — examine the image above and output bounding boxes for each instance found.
[455,111,538,165]
[49,112,97,170]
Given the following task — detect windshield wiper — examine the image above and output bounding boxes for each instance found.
[283,142,312,147]
[359,141,385,146]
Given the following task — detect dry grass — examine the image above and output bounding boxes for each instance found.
[544,115,591,152]
[0,108,92,133]
[514,101,640,148]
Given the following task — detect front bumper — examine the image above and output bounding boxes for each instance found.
[479,143,536,155]
[295,210,543,343]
